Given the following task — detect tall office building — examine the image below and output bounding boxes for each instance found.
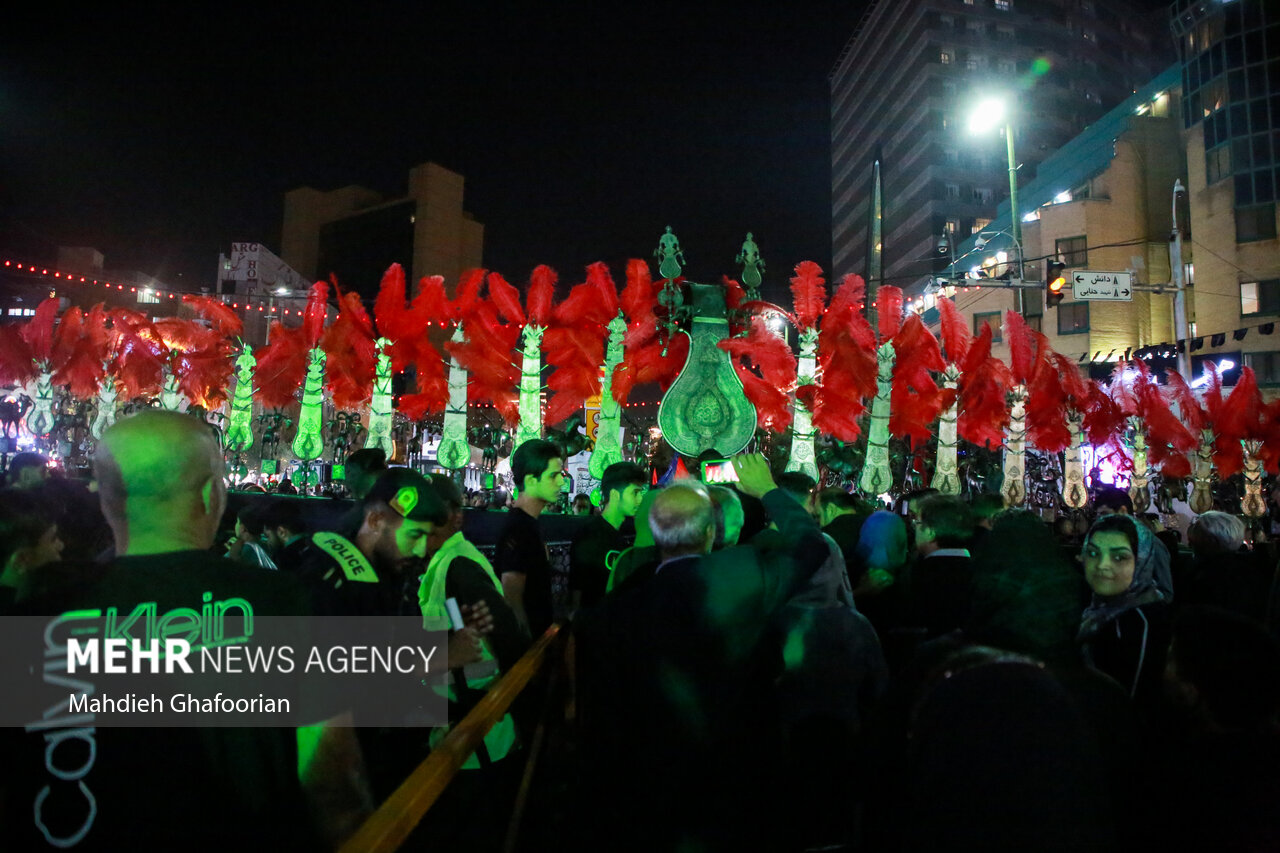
[281,161,483,301]
[831,0,1171,297]
[1169,0,1280,365]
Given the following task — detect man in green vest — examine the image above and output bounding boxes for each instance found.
[417,473,526,850]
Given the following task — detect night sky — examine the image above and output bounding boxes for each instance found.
[2,2,878,299]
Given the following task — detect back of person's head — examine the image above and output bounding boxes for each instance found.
[8,452,49,489]
[345,448,388,499]
[1188,511,1246,555]
[0,488,61,573]
[907,648,1113,851]
[601,461,647,506]
[707,485,744,549]
[1094,486,1133,516]
[855,510,909,571]
[262,499,306,536]
[1167,606,1280,732]
[511,438,560,491]
[235,504,266,538]
[648,482,715,559]
[969,492,1005,523]
[901,487,940,516]
[970,509,1083,664]
[95,410,226,554]
[815,487,861,515]
[426,473,465,513]
[774,471,816,507]
[917,494,975,549]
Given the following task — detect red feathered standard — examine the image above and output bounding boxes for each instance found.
[1257,398,1280,474]
[621,259,656,320]
[1213,367,1264,477]
[254,323,308,409]
[889,314,946,445]
[937,298,972,365]
[1082,379,1128,458]
[183,295,243,338]
[109,309,168,400]
[51,305,109,399]
[812,274,878,442]
[1164,370,1207,435]
[322,289,378,411]
[611,259,683,404]
[959,324,1013,449]
[376,266,431,372]
[153,314,235,409]
[1026,350,1086,453]
[543,266,619,427]
[876,286,903,341]
[526,265,557,327]
[487,272,526,326]
[1004,310,1035,384]
[301,282,329,347]
[719,315,798,432]
[0,321,36,388]
[20,298,60,367]
[790,261,826,330]
[1138,379,1196,479]
[446,299,521,425]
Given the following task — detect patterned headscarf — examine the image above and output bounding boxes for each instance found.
[1078,514,1173,639]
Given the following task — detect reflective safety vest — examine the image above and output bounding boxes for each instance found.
[418,531,516,767]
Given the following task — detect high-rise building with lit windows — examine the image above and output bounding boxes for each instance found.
[830,0,1172,297]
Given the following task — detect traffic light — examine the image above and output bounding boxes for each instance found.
[1046,261,1067,308]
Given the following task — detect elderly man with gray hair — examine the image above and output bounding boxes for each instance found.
[1185,510,1271,622]
[575,454,829,850]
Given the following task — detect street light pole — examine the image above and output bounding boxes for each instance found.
[1170,179,1192,379]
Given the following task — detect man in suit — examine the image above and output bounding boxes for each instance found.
[575,454,826,850]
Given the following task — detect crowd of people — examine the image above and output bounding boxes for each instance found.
[1,412,1279,851]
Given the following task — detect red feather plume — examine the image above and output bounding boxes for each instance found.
[812,275,878,442]
[526,265,557,326]
[1163,370,1207,435]
[1139,380,1196,479]
[487,272,526,325]
[1004,310,1035,384]
[876,286,903,341]
[789,261,827,330]
[322,290,378,411]
[0,325,35,388]
[254,323,308,409]
[20,298,61,366]
[719,315,798,432]
[889,314,946,445]
[937,297,972,365]
[183,295,243,338]
[621,259,656,320]
[959,324,1013,449]
[301,282,329,346]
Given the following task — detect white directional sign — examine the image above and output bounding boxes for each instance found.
[1072,271,1133,301]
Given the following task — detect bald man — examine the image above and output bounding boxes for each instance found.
[1,411,365,851]
[574,454,829,850]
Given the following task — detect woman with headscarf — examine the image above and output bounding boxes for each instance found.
[1078,513,1174,702]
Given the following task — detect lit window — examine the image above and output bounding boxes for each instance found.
[1056,236,1088,267]
[940,50,952,64]
[1241,280,1280,316]
[971,217,992,233]
[137,289,160,304]
[995,0,1011,9]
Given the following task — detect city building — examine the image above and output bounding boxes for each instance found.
[1,245,184,323]
[280,161,484,300]
[1169,0,1280,386]
[830,0,1173,300]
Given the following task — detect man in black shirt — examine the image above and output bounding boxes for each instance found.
[570,461,646,610]
[497,439,563,638]
[1,411,365,851]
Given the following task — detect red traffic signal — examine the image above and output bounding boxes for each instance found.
[1046,262,1067,308]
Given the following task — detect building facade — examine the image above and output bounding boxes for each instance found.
[281,161,484,300]
[1170,0,1280,386]
[831,0,1172,298]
